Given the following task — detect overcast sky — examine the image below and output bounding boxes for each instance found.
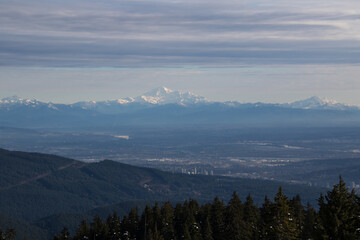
[1,0,360,104]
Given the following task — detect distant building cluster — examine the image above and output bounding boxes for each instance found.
[181,167,214,176]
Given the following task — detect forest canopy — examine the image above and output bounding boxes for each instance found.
[53,177,360,240]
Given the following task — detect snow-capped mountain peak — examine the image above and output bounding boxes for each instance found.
[69,87,207,113]
[287,96,357,110]
[1,95,25,102]
[305,96,337,105]
[134,87,207,105]
[143,86,173,96]
[116,97,134,104]
[1,95,39,105]
[0,95,60,110]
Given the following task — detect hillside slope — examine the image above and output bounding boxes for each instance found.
[0,148,323,223]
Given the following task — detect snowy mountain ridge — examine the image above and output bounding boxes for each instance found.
[285,96,359,110]
[1,88,359,111]
[0,95,58,110]
[72,87,207,110]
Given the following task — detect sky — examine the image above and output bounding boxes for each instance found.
[0,0,360,104]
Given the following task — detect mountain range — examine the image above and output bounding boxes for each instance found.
[1,87,358,110]
[1,87,360,128]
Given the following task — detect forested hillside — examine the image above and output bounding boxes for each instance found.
[0,148,326,239]
[0,148,323,221]
[54,177,360,240]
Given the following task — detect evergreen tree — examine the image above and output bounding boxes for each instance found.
[200,203,213,240]
[178,200,197,240]
[151,204,164,240]
[289,195,304,232]
[181,224,192,240]
[172,201,192,239]
[90,215,108,240]
[272,187,299,240]
[187,200,202,240]
[152,222,164,240]
[210,197,226,240]
[355,194,360,237]
[260,195,274,239]
[146,228,154,240]
[243,194,261,240]
[317,176,360,239]
[73,220,90,240]
[202,217,214,240]
[127,208,140,239]
[173,203,184,240]
[301,203,317,240]
[122,215,131,240]
[54,227,71,240]
[139,205,156,240]
[160,201,175,240]
[188,199,202,240]
[224,192,246,240]
[152,204,162,227]
[106,212,122,240]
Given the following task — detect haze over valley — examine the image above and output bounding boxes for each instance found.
[1,87,360,191]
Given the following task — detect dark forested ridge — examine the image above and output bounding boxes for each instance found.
[0,148,326,239]
[0,148,323,219]
[54,177,360,240]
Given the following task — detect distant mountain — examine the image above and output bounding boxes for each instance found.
[73,87,207,110]
[1,88,360,128]
[134,86,207,105]
[71,88,359,110]
[0,95,58,110]
[284,96,359,111]
[1,88,358,110]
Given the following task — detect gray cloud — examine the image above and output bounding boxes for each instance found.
[1,0,360,67]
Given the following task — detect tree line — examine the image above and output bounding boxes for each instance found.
[53,177,360,240]
[52,177,360,240]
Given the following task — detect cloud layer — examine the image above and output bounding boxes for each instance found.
[1,0,360,67]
